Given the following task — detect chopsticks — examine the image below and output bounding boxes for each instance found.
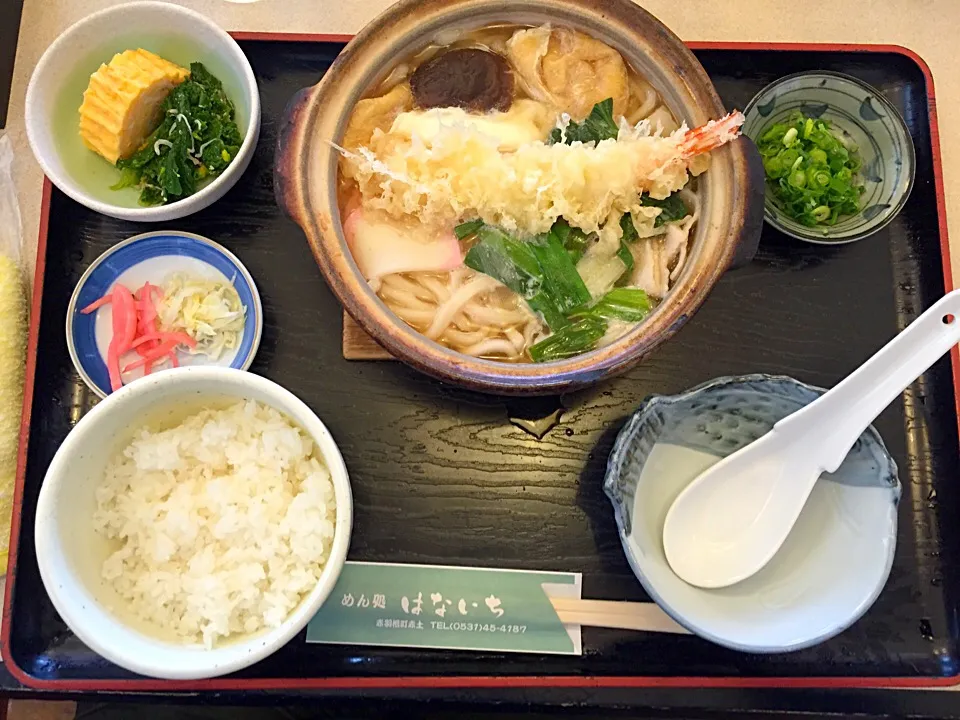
[549,597,691,634]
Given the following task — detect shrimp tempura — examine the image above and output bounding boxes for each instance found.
[340,110,744,236]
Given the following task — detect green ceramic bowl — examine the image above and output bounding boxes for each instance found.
[743,71,915,244]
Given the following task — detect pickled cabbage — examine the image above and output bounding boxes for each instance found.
[158,274,246,360]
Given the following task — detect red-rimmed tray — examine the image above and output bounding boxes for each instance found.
[3,36,959,694]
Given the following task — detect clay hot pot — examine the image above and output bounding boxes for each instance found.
[275,0,764,395]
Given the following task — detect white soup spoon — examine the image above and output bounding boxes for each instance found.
[662,289,960,589]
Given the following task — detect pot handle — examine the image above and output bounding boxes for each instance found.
[273,85,316,228]
[726,136,765,270]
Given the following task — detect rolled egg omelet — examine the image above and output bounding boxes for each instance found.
[78,48,190,164]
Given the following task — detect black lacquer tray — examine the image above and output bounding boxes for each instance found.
[4,37,959,692]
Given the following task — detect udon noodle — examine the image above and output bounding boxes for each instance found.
[337,24,742,363]
[379,269,541,362]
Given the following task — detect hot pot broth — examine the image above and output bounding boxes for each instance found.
[336,24,742,362]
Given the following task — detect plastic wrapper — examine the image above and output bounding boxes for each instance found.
[0,132,27,575]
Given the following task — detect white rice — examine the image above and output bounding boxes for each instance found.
[93,400,337,648]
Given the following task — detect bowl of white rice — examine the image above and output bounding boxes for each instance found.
[33,367,352,680]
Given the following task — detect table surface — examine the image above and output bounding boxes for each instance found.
[0,0,24,128]
[6,0,960,710]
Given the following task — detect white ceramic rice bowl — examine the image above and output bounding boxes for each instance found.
[34,367,352,680]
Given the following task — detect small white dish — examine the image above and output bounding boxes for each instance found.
[34,367,353,680]
[604,374,900,653]
[67,230,263,398]
[664,291,960,590]
[743,71,915,244]
[24,1,260,222]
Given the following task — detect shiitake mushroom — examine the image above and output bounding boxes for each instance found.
[410,48,514,112]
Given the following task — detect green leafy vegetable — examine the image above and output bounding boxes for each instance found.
[756,111,864,226]
[454,219,484,240]
[639,193,689,227]
[529,233,592,315]
[571,287,653,322]
[113,62,242,206]
[549,98,619,145]
[549,218,592,263]
[529,288,655,362]
[464,225,590,330]
[619,196,688,241]
[140,185,164,206]
[463,220,659,362]
[615,241,634,286]
[529,316,607,362]
[464,226,541,296]
[620,213,639,243]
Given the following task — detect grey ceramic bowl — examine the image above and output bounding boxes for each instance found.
[604,374,901,653]
[743,71,915,244]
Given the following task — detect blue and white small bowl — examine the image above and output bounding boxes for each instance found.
[743,71,915,244]
[67,231,262,398]
[604,374,900,653]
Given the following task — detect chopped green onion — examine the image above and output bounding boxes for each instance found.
[778,148,800,169]
[757,111,865,227]
[763,156,783,177]
[807,167,830,190]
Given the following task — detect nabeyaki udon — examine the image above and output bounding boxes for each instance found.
[335,24,743,363]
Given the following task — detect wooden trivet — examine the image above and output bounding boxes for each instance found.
[342,311,393,360]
